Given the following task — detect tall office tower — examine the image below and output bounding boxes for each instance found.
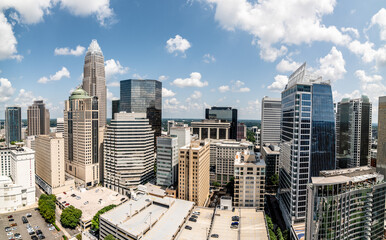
[278,63,336,227]
[260,97,281,147]
[104,112,154,194]
[261,144,280,191]
[5,106,21,145]
[35,133,74,194]
[336,96,372,168]
[27,100,50,136]
[178,140,210,206]
[236,122,246,141]
[120,79,162,140]
[156,136,178,187]
[377,96,386,177]
[191,119,231,140]
[305,166,386,240]
[64,88,100,187]
[234,150,266,209]
[210,139,253,185]
[10,147,36,206]
[170,126,191,149]
[111,100,120,119]
[82,39,106,127]
[56,118,64,133]
[205,107,238,139]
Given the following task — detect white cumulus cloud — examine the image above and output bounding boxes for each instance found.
[276,59,301,73]
[105,59,129,80]
[38,67,70,83]
[191,91,202,99]
[162,88,176,97]
[371,8,386,41]
[166,35,191,56]
[54,45,85,56]
[58,0,115,26]
[205,0,351,62]
[348,40,386,68]
[315,47,346,81]
[340,27,359,39]
[0,13,22,61]
[172,72,208,88]
[218,85,230,93]
[203,53,216,63]
[158,75,169,81]
[268,75,288,92]
[0,78,15,102]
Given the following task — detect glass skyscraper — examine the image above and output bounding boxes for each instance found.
[278,63,336,227]
[205,107,238,139]
[119,79,162,139]
[5,106,22,145]
[336,96,372,168]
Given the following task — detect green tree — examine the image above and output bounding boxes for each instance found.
[270,174,279,186]
[91,204,117,231]
[38,194,56,223]
[269,229,277,240]
[104,235,116,240]
[283,229,290,240]
[276,227,284,240]
[246,129,256,143]
[213,181,221,187]
[60,206,82,229]
[266,215,274,231]
[76,234,82,240]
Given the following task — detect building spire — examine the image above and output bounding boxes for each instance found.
[87,39,103,55]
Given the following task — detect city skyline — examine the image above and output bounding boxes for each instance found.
[0,1,385,121]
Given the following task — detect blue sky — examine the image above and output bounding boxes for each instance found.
[0,0,385,121]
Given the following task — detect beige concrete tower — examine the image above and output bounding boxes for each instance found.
[64,88,100,187]
[82,39,106,127]
[27,100,50,136]
[178,140,210,206]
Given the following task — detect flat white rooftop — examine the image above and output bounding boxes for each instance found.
[56,187,127,223]
[101,194,194,240]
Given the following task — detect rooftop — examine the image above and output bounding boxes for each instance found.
[69,87,90,100]
[101,194,194,240]
[177,208,268,240]
[312,166,384,185]
[56,187,127,223]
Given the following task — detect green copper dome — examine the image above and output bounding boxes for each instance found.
[69,87,91,100]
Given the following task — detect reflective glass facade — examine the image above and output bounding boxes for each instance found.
[278,64,336,227]
[205,107,237,139]
[120,79,162,139]
[5,106,21,145]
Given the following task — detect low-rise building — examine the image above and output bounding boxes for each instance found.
[261,144,280,191]
[306,166,386,240]
[99,194,194,240]
[191,120,231,140]
[234,150,265,209]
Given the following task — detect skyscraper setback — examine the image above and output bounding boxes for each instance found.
[278,63,336,227]
[82,39,107,127]
[27,100,50,136]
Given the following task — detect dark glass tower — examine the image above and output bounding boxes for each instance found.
[336,96,372,168]
[5,106,22,145]
[205,107,238,139]
[111,99,120,119]
[278,63,336,227]
[119,79,162,139]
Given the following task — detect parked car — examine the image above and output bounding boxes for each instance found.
[120,198,125,201]
[10,223,17,227]
[192,211,200,215]
[9,218,14,222]
[11,227,17,231]
[65,203,70,206]
[71,194,76,197]
[38,234,45,239]
[185,225,192,230]
[36,230,42,235]
[48,227,55,231]
[46,224,52,228]
[232,216,239,221]
[8,215,13,218]
[7,232,13,236]
[5,227,11,232]
[22,216,28,224]
[26,224,31,229]
[191,215,198,218]
[26,213,32,218]
[14,233,21,239]
[31,236,38,240]
[211,234,219,238]
[188,218,197,222]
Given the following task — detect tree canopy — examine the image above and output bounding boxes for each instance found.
[38,194,56,224]
[104,235,116,240]
[91,204,117,231]
[60,206,82,229]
